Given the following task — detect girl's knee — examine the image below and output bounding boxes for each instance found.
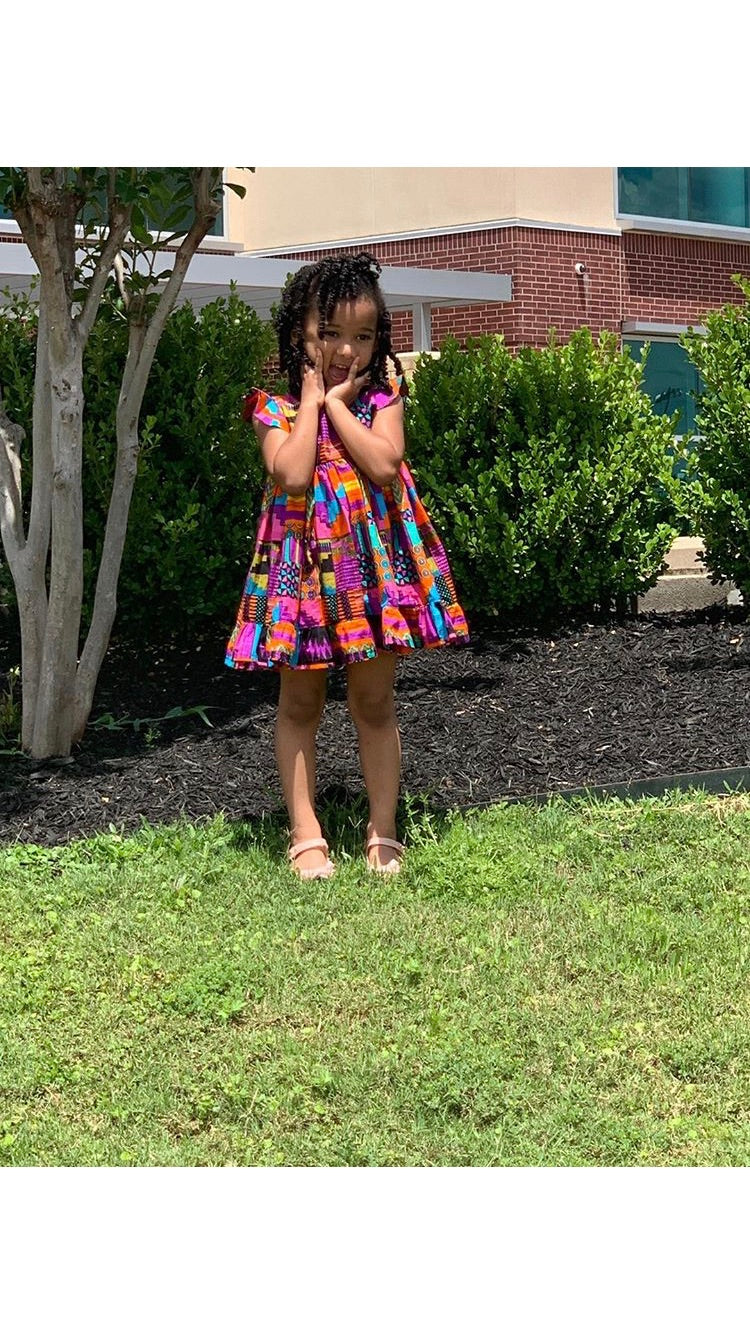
[346,654,398,729]
[347,684,396,730]
[278,672,327,726]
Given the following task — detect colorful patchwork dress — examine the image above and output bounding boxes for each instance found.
[225,377,469,671]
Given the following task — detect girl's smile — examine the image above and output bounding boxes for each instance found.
[304,296,378,390]
[326,365,350,385]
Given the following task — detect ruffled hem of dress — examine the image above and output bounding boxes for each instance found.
[225,602,469,671]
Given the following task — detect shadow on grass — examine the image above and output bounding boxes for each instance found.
[225,782,456,862]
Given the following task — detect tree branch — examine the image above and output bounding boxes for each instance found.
[112,251,129,309]
[74,321,146,734]
[76,201,132,342]
[125,168,222,410]
[73,170,223,737]
[25,301,52,573]
[18,171,75,360]
[0,391,26,566]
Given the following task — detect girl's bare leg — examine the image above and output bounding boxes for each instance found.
[346,653,402,868]
[275,667,329,873]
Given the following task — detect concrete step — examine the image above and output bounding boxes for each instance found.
[638,536,742,613]
[638,574,737,613]
[662,535,707,574]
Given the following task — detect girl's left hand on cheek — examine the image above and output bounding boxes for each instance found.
[325,358,370,407]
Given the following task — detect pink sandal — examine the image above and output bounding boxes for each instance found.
[288,837,336,881]
[366,836,405,874]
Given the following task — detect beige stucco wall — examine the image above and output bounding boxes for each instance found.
[224,167,618,251]
[513,168,617,231]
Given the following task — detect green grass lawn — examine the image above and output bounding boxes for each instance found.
[2,787,750,1166]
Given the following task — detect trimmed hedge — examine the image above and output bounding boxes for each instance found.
[680,276,750,600]
[405,330,682,625]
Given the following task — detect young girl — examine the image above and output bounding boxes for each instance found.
[225,253,469,879]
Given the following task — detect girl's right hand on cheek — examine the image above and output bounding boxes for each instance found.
[301,349,325,408]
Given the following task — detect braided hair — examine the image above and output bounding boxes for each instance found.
[274,251,403,399]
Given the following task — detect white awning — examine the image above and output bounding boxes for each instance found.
[0,240,511,351]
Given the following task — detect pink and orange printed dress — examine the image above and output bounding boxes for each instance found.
[225,377,469,671]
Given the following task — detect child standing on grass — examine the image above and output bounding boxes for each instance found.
[225,253,469,879]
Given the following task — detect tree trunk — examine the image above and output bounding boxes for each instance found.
[3,167,224,758]
[31,340,85,757]
[17,580,48,752]
[19,303,53,747]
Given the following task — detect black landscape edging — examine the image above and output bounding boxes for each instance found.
[493,766,750,808]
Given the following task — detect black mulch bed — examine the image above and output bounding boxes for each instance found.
[3,604,750,846]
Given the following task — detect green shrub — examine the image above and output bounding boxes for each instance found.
[83,287,275,640]
[0,284,275,642]
[680,276,750,599]
[405,330,682,626]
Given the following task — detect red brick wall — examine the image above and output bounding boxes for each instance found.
[621,232,750,325]
[6,221,750,351]
[274,226,750,352]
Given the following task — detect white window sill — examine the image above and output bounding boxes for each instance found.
[622,320,707,337]
[0,219,241,252]
[617,214,750,244]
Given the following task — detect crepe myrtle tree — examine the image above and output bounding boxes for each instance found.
[0,167,247,758]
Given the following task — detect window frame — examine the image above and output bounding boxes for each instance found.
[614,167,750,243]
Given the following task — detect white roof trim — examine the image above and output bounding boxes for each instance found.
[246,217,621,256]
[622,320,707,337]
[0,242,511,319]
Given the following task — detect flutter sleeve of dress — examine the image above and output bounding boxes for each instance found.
[368,375,409,411]
[242,387,292,432]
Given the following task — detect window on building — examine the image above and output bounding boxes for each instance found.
[80,171,225,237]
[618,168,750,230]
[623,338,704,506]
[0,172,224,234]
[623,336,703,439]
[143,170,224,237]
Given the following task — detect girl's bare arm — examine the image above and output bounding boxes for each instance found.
[255,353,325,495]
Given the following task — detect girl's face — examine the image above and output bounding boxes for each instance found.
[303,296,379,390]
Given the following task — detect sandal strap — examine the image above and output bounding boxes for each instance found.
[366,836,405,855]
[289,838,330,861]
